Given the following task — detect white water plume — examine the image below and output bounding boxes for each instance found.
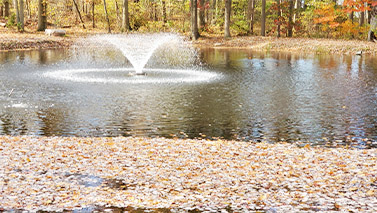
[78,33,197,73]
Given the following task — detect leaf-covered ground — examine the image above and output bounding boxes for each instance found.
[0,32,73,51]
[193,36,377,55]
[1,27,377,55]
[0,136,376,212]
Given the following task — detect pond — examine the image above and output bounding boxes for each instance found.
[0,46,376,148]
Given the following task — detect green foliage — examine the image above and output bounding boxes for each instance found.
[231,0,250,35]
[6,13,15,28]
[300,3,317,37]
[17,22,23,31]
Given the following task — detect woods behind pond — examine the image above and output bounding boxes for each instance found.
[0,0,376,41]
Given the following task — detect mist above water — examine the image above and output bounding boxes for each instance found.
[73,33,198,74]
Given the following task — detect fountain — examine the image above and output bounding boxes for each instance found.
[43,33,220,83]
[98,34,177,75]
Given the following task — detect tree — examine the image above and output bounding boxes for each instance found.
[368,3,377,41]
[162,0,167,24]
[25,0,30,19]
[276,0,281,37]
[103,0,111,33]
[92,0,95,28]
[4,0,10,17]
[13,0,19,22]
[191,0,199,40]
[247,0,255,34]
[199,0,205,29]
[13,0,24,31]
[224,0,231,37]
[287,0,294,37]
[210,0,217,25]
[261,0,266,36]
[37,0,47,31]
[115,0,120,21]
[121,0,129,31]
[73,0,86,29]
[360,9,365,26]
[343,0,374,38]
[19,0,24,29]
[293,0,301,24]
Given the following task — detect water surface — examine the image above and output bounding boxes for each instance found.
[0,48,376,147]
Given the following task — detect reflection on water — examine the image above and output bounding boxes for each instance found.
[0,49,376,147]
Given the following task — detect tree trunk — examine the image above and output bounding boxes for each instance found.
[368,5,377,42]
[293,0,300,24]
[37,0,47,31]
[37,0,43,30]
[19,0,24,30]
[276,0,280,37]
[122,0,129,31]
[205,0,209,24]
[42,0,47,30]
[360,11,365,26]
[261,0,266,36]
[191,0,199,40]
[153,1,157,21]
[92,0,95,28]
[367,8,372,24]
[247,0,255,35]
[4,0,9,17]
[287,0,294,37]
[73,0,86,29]
[162,0,167,23]
[26,0,31,19]
[210,0,216,24]
[199,0,205,29]
[103,0,111,33]
[224,0,231,38]
[115,0,120,21]
[14,0,20,23]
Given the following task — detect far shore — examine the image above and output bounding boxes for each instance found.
[0,30,376,55]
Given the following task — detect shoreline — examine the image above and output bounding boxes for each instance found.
[192,36,377,55]
[1,32,377,55]
[0,136,376,212]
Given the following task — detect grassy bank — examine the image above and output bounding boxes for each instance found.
[0,136,376,212]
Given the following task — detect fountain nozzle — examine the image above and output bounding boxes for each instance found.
[128,72,147,76]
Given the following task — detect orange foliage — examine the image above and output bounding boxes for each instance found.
[314,1,373,38]
[314,3,341,29]
[343,0,372,13]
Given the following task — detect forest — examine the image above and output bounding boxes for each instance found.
[0,0,376,41]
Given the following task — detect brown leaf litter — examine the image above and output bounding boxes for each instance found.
[0,136,376,212]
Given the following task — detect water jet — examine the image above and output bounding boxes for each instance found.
[91,33,195,75]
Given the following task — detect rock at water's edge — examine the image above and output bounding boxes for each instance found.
[45,29,66,37]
